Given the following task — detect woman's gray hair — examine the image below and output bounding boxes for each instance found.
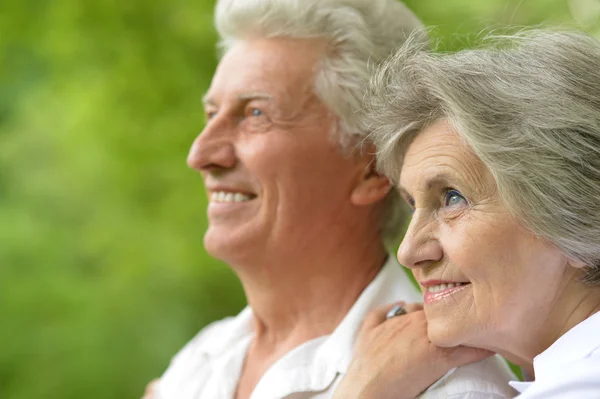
[214,0,425,244]
[366,29,600,284]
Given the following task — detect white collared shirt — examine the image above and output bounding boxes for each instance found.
[509,311,600,398]
[156,257,517,399]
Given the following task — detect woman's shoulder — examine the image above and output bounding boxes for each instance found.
[419,355,518,399]
[519,353,600,398]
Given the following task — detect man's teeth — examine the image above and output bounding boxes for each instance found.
[427,283,466,293]
[210,191,253,203]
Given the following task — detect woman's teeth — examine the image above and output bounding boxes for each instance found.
[210,191,253,203]
[426,283,467,293]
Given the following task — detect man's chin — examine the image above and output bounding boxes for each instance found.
[203,228,255,264]
[204,230,232,258]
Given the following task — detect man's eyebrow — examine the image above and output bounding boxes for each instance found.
[202,92,273,106]
[236,92,273,101]
[202,93,215,106]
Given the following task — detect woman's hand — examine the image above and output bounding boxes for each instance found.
[333,302,493,399]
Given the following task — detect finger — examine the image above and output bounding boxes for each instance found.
[403,302,423,313]
[362,301,407,329]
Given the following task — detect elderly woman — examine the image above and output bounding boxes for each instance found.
[334,30,600,398]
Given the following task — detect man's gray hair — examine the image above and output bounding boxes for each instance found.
[366,29,600,284]
[214,0,425,244]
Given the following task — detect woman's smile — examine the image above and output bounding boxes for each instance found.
[420,280,471,305]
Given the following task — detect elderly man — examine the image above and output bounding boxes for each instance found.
[145,0,518,398]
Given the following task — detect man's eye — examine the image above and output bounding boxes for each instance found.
[206,111,217,120]
[443,189,467,207]
[250,108,263,117]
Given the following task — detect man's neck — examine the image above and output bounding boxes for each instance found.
[233,241,387,399]
[239,241,387,351]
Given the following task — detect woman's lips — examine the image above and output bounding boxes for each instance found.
[422,282,471,305]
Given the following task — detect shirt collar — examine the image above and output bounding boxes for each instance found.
[195,256,421,395]
[196,307,254,358]
[315,255,421,375]
[259,255,420,397]
[534,311,600,377]
[509,311,600,393]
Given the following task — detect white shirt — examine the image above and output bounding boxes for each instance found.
[509,311,600,398]
[157,257,517,399]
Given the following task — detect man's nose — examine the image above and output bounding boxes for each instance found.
[187,121,237,172]
[397,210,443,270]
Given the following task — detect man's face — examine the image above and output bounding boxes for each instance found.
[188,38,368,265]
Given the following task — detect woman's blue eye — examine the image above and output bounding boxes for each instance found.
[206,111,217,120]
[443,190,467,207]
[251,108,263,116]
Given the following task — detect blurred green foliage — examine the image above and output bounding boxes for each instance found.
[0,0,598,398]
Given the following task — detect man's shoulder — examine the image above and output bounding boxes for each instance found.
[189,316,239,346]
[172,312,247,362]
[420,356,518,399]
[156,312,250,398]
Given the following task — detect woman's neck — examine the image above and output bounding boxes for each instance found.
[492,284,600,378]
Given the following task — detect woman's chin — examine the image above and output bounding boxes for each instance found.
[426,319,467,348]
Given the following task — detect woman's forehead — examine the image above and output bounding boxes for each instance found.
[399,122,492,193]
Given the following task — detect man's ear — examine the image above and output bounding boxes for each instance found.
[351,156,392,206]
[568,257,588,270]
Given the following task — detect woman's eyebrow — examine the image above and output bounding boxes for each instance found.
[425,175,452,190]
[398,186,411,199]
[399,174,453,196]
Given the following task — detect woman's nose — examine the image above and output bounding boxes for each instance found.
[397,211,443,269]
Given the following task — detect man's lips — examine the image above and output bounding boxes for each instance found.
[210,191,256,203]
[206,184,256,195]
[206,185,258,203]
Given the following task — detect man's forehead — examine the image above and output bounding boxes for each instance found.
[206,38,323,99]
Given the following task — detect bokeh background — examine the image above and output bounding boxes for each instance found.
[1,0,599,398]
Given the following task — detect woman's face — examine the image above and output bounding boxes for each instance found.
[397,120,572,353]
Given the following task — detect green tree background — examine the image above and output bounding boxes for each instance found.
[1,1,598,398]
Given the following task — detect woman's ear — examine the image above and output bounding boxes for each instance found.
[351,158,392,206]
